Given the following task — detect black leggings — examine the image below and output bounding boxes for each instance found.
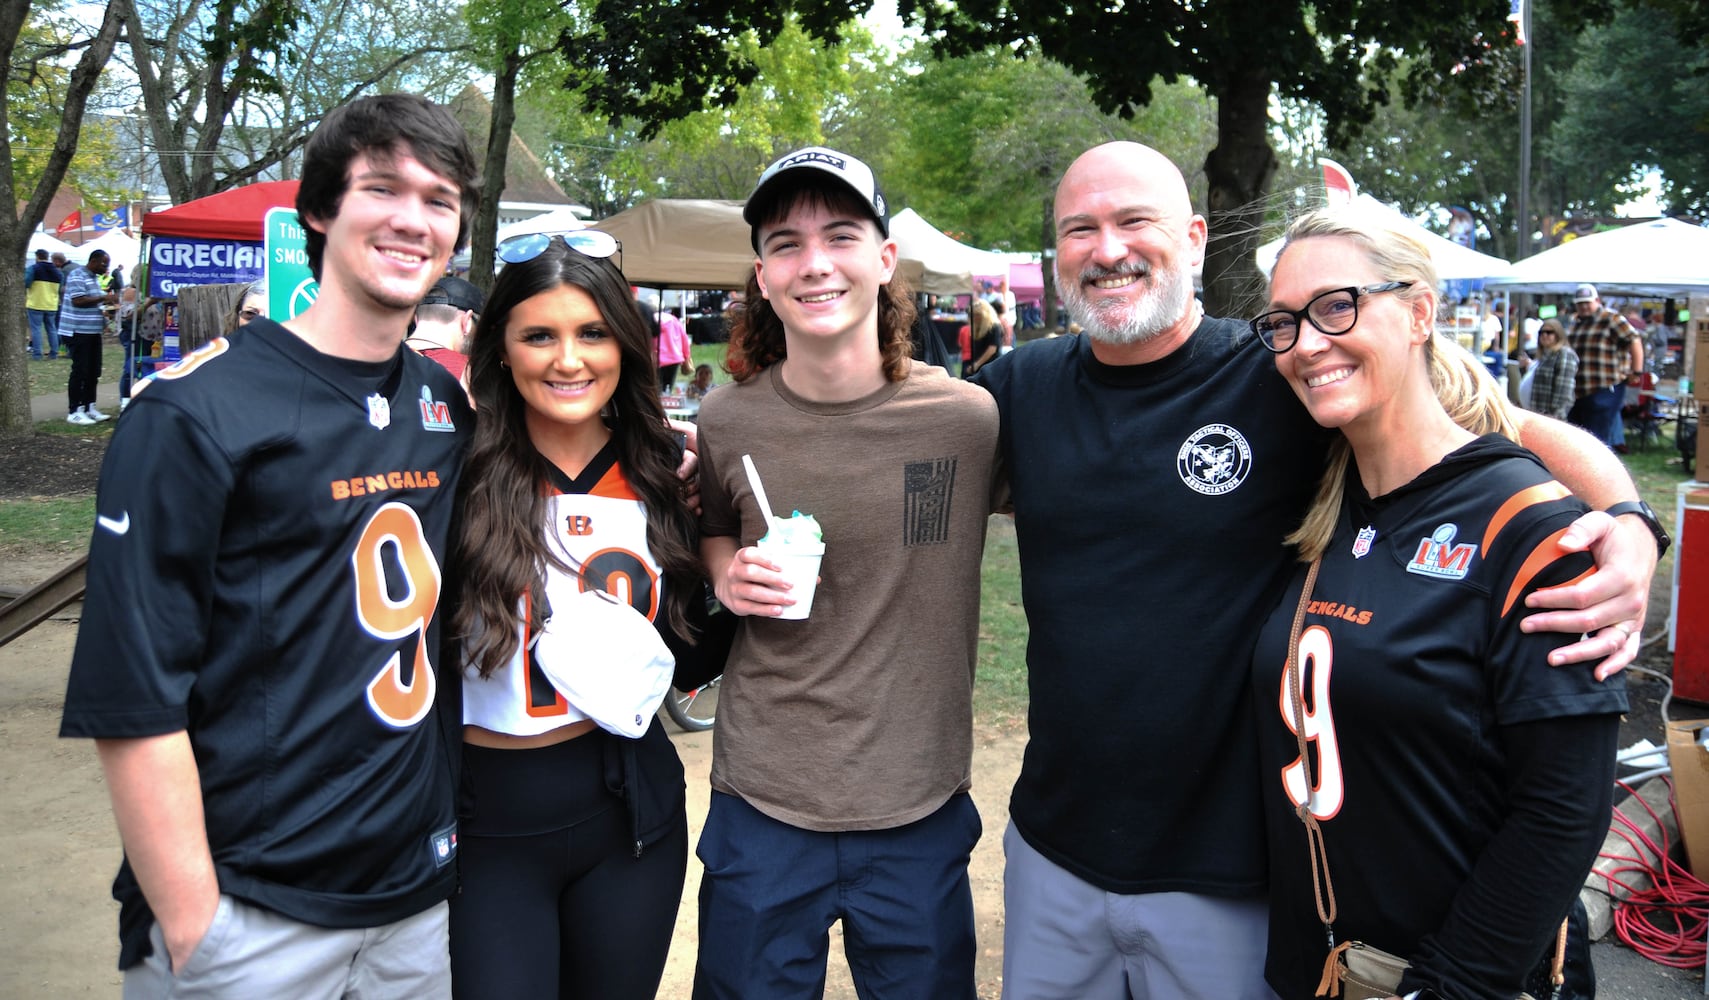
[66,333,103,411]
[449,736,687,1000]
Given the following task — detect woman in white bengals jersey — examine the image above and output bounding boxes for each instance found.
[1250,206,1627,1000]
[447,233,707,1000]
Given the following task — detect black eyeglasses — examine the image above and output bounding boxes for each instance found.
[497,231,621,272]
[1249,281,1413,354]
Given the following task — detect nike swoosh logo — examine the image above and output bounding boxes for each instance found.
[97,512,130,535]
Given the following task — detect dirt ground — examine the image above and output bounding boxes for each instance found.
[0,431,109,499]
[0,548,1021,998]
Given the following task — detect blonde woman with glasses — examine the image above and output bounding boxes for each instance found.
[1247,205,1628,1000]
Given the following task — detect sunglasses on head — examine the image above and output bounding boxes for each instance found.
[496,231,622,272]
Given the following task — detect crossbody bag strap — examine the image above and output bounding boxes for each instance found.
[1285,557,1335,934]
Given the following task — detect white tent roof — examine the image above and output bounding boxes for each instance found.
[496,206,588,244]
[78,229,142,272]
[1257,194,1512,282]
[1483,217,1709,296]
[889,208,1010,295]
[27,230,78,260]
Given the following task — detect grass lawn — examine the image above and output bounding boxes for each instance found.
[689,343,729,384]
[34,416,117,438]
[1620,425,1697,589]
[975,517,1029,725]
[0,496,96,552]
[25,343,128,398]
[0,417,111,551]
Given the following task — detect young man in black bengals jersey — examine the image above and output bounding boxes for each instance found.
[61,94,480,998]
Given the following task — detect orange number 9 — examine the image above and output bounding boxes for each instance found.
[352,502,441,728]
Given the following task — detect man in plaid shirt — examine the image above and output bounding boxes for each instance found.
[1565,283,1642,447]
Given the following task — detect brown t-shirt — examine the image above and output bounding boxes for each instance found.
[698,361,1001,831]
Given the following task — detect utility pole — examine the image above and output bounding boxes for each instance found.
[1516,0,1533,261]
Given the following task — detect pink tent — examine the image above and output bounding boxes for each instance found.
[974,261,1045,303]
[1008,262,1043,301]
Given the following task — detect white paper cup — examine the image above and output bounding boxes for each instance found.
[759,542,824,620]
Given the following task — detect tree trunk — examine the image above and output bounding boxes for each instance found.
[1200,69,1276,322]
[0,1,126,439]
[468,49,523,292]
[0,270,32,436]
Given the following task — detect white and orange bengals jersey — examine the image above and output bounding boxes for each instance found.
[462,446,668,736]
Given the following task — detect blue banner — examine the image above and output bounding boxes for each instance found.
[147,235,266,298]
[92,206,129,230]
[1444,206,1482,302]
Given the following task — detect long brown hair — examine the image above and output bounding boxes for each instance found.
[451,241,703,678]
[724,185,916,383]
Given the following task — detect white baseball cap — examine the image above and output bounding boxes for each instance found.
[744,146,888,250]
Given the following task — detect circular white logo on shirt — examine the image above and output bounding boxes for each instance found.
[1176,424,1253,495]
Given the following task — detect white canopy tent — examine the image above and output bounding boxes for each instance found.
[889,208,1010,295]
[26,230,78,260]
[1256,194,1513,282]
[1483,217,1709,297]
[79,229,142,272]
[496,206,588,244]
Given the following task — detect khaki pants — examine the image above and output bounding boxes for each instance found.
[123,895,449,1000]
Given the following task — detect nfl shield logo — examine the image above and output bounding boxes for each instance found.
[367,392,391,430]
[1352,526,1376,558]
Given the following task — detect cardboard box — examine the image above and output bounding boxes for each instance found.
[1666,719,1709,879]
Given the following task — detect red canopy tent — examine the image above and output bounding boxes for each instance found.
[140,181,300,241]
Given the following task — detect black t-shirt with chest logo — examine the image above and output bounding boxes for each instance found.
[974,319,1331,895]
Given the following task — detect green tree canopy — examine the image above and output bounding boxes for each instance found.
[1548,1,1709,217]
[903,0,1540,317]
[10,5,128,205]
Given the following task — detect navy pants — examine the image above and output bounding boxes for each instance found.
[692,790,981,1000]
[1568,385,1624,448]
